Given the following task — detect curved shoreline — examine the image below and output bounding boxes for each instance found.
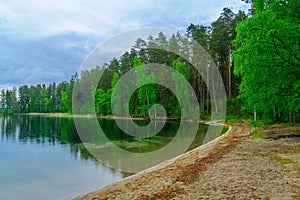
[74,124,300,199]
[74,123,248,200]
[131,124,232,175]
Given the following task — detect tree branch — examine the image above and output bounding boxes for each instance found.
[274,35,300,63]
[272,36,298,67]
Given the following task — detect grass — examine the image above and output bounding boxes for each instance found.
[267,147,300,176]
[293,163,300,175]
[271,155,296,164]
[250,120,265,130]
[277,122,300,127]
[250,131,265,139]
[243,149,260,160]
[225,115,242,122]
[287,131,300,136]
[250,149,258,154]
[271,147,300,154]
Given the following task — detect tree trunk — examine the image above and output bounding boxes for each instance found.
[228,49,231,99]
[145,88,150,117]
[288,112,292,123]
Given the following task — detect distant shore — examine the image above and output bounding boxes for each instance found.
[17,112,215,124]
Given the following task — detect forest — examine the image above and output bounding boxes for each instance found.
[0,0,299,123]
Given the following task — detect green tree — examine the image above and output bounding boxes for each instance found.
[233,0,300,122]
[4,89,18,113]
[210,8,241,99]
[46,83,54,112]
[19,85,29,112]
[60,91,68,113]
[95,88,111,115]
[134,58,157,117]
[120,51,135,75]
[11,87,18,112]
[40,84,48,113]
[95,72,120,116]
[29,86,36,112]
[109,72,122,116]
[171,60,191,117]
[0,89,5,110]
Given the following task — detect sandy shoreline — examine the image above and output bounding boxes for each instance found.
[74,123,300,200]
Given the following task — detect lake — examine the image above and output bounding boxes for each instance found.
[0,115,224,200]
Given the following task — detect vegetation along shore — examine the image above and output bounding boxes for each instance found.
[0,0,299,199]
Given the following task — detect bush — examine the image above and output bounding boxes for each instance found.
[225,115,242,122]
[250,120,264,130]
[250,131,264,139]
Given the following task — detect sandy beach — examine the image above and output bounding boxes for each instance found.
[74,123,300,200]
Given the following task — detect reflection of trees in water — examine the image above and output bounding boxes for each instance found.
[0,115,20,140]
[69,143,99,162]
[0,115,80,144]
[0,115,223,177]
[70,143,131,176]
[0,115,214,153]
[0,115,127,176]
[0,116,18,138]
[0,115,86,155]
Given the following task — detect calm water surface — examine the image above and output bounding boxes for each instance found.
[0,115,222,200]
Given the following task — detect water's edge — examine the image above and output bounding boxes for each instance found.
[74,124,232,199]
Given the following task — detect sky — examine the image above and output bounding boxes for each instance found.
[0,0,249,90]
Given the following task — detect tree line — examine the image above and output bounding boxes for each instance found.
[1,0,299,123]
[0,76,76,114]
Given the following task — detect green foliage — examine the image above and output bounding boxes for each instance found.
[95,88,111,115]
[133,58,158,117]
[7,6,300,124]
[60,91,68,113]
[226,98,249,118]
[271,155,295,164]
[1,75,78,114]
[0,88,18,114]
[250,120,264,130]
[79,102,94,114]
[250,130,265,139]
[233,0,300,122]
[171,60,191,118]
[225,115,242,122]
[287,132,300,136]
[109,72,122,116]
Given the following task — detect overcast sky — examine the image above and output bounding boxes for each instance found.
[0,0,249,90]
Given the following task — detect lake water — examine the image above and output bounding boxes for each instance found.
[0,115,224,200]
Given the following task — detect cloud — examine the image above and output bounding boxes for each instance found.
[0,32,99,86]
[0,0,249,38]
[1,66,64,84]
[0,0,148,38]
[0,0,249,89]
